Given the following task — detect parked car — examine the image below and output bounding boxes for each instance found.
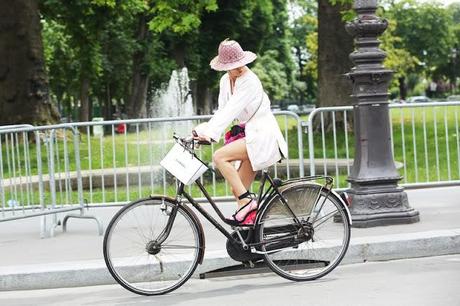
[300,104,316,113]
[406,96,431,103]
[60,116,72,123]
[390,98,406,103]
[447,95,460,102]
[287,104,300,113]
[271,104,282,112]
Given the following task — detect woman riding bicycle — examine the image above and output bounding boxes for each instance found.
[194,39,288,226]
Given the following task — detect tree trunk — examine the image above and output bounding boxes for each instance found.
[398,76,407,100]
[0,0,59,125]
[195,82,214,115]
[56,92,62,116]
[126,14,149,119]
[318,0,353,108]
[316,0,354,131]
[79,76,90,122]
[172,42,186,69]
[66,95,73,121]
[88,96,93,120]
[295,46,306,105]
[104,82,113,120]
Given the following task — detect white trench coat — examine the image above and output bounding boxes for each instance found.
[195,70,288,171]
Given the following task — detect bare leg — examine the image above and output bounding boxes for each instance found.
[231,159,257,201]
[213,139,255,208]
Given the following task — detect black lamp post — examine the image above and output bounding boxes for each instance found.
[345,0,419,227]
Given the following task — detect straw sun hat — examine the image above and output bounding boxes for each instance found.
[210,39,257,71]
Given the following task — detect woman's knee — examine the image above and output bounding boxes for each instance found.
[212,149,226,166]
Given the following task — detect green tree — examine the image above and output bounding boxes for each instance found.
[126,0,217,119]
[41,0,125,122]
[289,0,318,104]
[42,19,79,120]
[435,2,460,94]
[379,18,417,100]
[252,50,289,102]
[262,0,295,90]
[41,0,217,121]
[387,0,455,80]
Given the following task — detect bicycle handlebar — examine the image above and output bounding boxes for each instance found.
[173,133,211,148]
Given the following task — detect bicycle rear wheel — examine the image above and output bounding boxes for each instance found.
[256,182,350,281]
[103,197,203,295]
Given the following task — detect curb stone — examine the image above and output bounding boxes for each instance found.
[1,229,459,291]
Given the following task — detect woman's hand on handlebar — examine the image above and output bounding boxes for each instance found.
[192,130,212,145]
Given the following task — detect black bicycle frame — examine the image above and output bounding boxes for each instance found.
[180,182,235,241]
[157,170,273,245]
[156,137,336,252]
[158,169,332,249]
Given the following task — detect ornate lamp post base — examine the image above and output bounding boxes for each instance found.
[345,0,419,227]
[348,186,419,228]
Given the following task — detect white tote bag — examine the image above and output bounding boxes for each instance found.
[160,143,208,185]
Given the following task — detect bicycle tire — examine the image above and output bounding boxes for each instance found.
[256,182,350,281]
[103,196,203,295]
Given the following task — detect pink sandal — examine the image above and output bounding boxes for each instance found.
[226,192,258,226]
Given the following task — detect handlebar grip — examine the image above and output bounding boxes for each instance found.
[197,140,211,145]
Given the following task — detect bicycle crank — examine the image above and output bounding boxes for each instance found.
[226,230,263,263]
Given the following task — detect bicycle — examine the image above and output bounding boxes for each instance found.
[103,135,352,296]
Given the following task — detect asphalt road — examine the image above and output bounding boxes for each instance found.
[1,254,459,306]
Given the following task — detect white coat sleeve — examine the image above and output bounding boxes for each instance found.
[200,76,261,142]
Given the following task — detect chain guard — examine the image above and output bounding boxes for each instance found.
[226,230,264,263]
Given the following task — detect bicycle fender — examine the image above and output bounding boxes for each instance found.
[329,190,352,225]
[149,195,206,265]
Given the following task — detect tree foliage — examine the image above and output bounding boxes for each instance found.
[4,0,457,124]
[252,50,290,101]
[289,1,318,104]
[386,0,455,75]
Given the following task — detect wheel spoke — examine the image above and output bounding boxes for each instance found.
[161,244,199,249]
[104,198,201,295]
[312,209,338,229]
[259,185,350,281]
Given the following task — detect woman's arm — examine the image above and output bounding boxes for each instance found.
[200,75,262,142]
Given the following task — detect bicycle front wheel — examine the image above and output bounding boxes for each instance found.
[257,182,350,281]
[103,197,203,295]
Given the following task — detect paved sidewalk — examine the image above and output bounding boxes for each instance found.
[0,186,459,290]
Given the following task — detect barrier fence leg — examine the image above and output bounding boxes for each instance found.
[61,128,104,236]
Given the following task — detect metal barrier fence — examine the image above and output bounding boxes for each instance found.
[306,101,460,189]
[0,124,102,237]
[58,111,304,205]
[2,103,459,237]
[0,112,303,236]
